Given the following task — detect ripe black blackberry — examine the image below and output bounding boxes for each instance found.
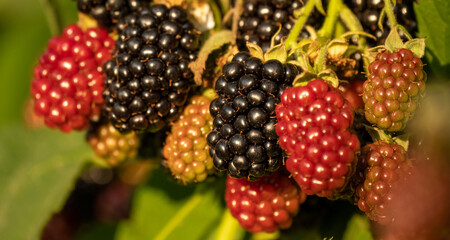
[76,0,151,28]
[207,52,301,180]
[236,0,324,53]
[345,0,417,46]
[103,5,200,133]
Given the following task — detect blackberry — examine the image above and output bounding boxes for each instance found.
[236,0,324,52]
[163,95,216,183]
[362,48,426,131]
[86,122,139,166]
[225,173,307,233]
[103,5,200,132]
[276,79,360,197]
[31,25,115,132]
[207,53,300,180]
[356,141,412,224]
[345,0,417,46]
[76,0,151,28]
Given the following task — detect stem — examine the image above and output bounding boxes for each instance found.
[209,0,222,31]
[339,5,368,49]
[39,0,61,36]
[285,0,316,50]
[318,0,343,38]
[383,0,398,28]
[215,210,240,240]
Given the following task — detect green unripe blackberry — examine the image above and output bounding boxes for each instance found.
[363,48,426,131]
[163,95,216,183]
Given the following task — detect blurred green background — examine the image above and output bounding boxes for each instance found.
[0,0,77,126]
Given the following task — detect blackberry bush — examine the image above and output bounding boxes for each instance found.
[76,0,151,28]
[103,4,200,132]
[276,79,360,197]
[363,48,426,131]
[86,122,139,166]
[207,51,300,180]
[163,95,216,184]
[236,0,324,52]
[356,141,411,224]
[31,24,114,132]
[225,173,307,233]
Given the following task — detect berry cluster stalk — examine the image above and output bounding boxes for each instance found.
[318,0,343,38]
[285,0,316,49]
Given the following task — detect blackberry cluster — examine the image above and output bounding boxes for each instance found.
[236,0,324,52]
[345,0,417,46]
[363,48,426,132]
[225,173,307,233]
[356,141,411,224]
[31,25,114,132]
[86,122,139,166]
[207,52,300,180]
[103,5,200,132]
[276,79,360,197]
[76,0,151,28]
[163,95,216,184]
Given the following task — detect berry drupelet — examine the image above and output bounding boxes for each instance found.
[345,0,417,46]
[356,141,411,224]
[103,5,200,132]
[276,79,360,197]
[76,0,151,28]
[225,173,307,233]
[207,52,300,180]
[31,24,115,132]
[163,95,216,184]
[363,48,426,132]
[236,0,324,52]
[86,122,139,166]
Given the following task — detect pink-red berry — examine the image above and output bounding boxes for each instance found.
[225,173,306,233]
[276,79,360,197]
[31,24,114,132]
[363,48,426,131]
[356,141,411,224]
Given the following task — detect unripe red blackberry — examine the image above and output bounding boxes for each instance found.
[76,0,151,28]
[356,141,411,224]
[362,48,426,131]
[87,123,139,166]
[208,52,301,180]
[345,0,417,46]
[163,95,216,183]
[103,5,200,132]
[225,173,307,233]
[276,79,360,197]
[236,0,324,52]
[31,24,114,132]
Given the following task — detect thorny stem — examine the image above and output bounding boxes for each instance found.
[39,0,61,36]
[383,0,398,29]
[318,0,343,38]
[285,0,316,50]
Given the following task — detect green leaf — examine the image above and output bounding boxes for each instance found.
[404,38,426,58]
[392,134,409,151]
[384,27,404,52]
[189,30,232,85]
[415,0,450,76]
[247,42,265,61]
[264,42,288,64]
[318,69,340,88]
[342,215,374,240]
[0,125,92,240]
[115,169,225,240]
